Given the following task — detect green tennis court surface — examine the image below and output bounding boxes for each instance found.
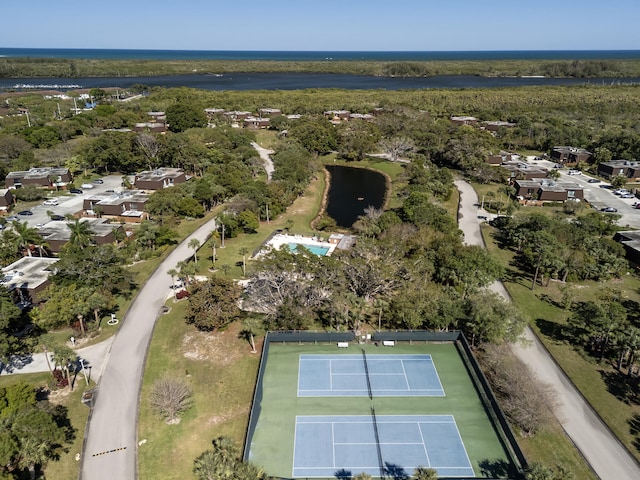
[247,342,515,478]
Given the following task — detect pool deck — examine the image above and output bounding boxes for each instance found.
[261,233,337,256]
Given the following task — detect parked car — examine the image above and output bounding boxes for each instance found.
[50,214,66,221]
[6,215,19,222]
[601,207,618,213]
[81,183,94,189]
[69,188,83,194]
[568,170,581,175]
[91,178,104,184]
[43,198,59,206]
[621,193,636,199]
[613,189,630,196]
[18,210,33,216]
[587,178,601,183]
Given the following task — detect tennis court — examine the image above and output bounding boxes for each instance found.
[247,341,517,479]
[298,354,445,397]
[293,414,474,478]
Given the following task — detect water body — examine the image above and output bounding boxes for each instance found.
[2,73,638,93]
[2,48,640,61]
[325,165,386,228]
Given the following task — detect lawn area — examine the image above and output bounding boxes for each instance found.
[481,222,640,464]
[137,301,261,480]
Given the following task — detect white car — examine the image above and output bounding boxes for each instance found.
[43,198,59,206]
[81,183,95,189]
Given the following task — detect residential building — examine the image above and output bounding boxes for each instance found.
[134,168,186,190]
[502,161,548,180]
[258,108,282,117]
[1,257,59,307]
[243,117,270,129]
[513,179,584,202]
[0,189,15,213]
[482,121,516,131]
[450,116,478,126]
[597,160,640,180]
[486,151,513,165]
[614,231,640,264]
[550,146,592,165]
[83,191,149,222]
[36,218,124,254]
[5,167,72,189]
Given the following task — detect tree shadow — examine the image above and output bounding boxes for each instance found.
[384,462,409,480]
[478,458,516,478]
[535,318,571,344]
[599,369,640,405]
[630,414,640,454]
[623,298,640,328]
[334,468,352,479]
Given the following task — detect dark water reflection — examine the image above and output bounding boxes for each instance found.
[2,73,639,92]
[325,165,386,228]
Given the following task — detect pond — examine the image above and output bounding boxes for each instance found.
[325,165,387,228]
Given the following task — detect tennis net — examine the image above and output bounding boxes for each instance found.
[371,406,385,477]
[362,348,373,400]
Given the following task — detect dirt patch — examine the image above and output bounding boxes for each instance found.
[206,406,250,426]
[181,324,244,365]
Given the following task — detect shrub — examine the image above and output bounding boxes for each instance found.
[149,376,193,424]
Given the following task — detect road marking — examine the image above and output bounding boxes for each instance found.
[92,446,127,457]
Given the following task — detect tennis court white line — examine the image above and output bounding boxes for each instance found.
[417,422,432,468]
[331,422,336,468]
[451,415,475,474]
[400,359,411,390]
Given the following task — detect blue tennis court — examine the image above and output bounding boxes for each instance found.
[293,415,474,478]
[297,354,445,397]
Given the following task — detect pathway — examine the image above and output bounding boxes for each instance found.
[455,179,640,480]
[251,142,274,181]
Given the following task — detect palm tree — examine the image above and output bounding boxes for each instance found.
[188,238,201,263]
[13,221,40,257]
[413,466,438,479]
[67,219,94,249]
[239,317,262,353]
[17,437,50,480]
[52,345,77,391]
[239,247,249,277]
[168,268,179,300]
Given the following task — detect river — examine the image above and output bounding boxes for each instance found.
[2,73,639,92]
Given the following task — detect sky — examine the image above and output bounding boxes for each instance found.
[2,0,639,51]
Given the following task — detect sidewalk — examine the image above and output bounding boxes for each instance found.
[0,336,115,383]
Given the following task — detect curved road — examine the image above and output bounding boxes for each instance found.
[80,217,219,480]
[455,179,640,480]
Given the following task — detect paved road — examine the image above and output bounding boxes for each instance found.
[455,179,640,480]
[80,217,219,480]
[251,142,274,181]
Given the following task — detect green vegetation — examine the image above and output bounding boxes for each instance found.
[3,57,640,78]
[3,71,640,479]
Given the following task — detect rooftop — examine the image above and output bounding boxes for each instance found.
[1,257,58,292]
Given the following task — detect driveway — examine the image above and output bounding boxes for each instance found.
[455,179,640,480]
[251,142,274,181]
[80,217,219,480]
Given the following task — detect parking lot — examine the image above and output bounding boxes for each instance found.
[7,175,126,228]
[532,157,640,229]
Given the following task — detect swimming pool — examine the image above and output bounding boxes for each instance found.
[287,243,331,256]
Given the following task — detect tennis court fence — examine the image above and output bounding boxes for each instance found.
[243,330,528,478]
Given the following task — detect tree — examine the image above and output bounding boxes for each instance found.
[185,277,242,331]
[149,376,193,424]
[12,221,41,257]
[188,238,201,263]
[166,103,207,132]
[239,247,249,277]
[193,437,270,480]
[51,345,77,391]
[168,268,179,301]
[610,174,628,189]
[67,219,94,250]
[0,383,70,480]
[136,133,162,170]
[413,466,438,479]
[379,136,415,162]
[239,316,262,353]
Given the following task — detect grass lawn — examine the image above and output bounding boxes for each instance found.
[481,222,640,464]
[137,301,261,480]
